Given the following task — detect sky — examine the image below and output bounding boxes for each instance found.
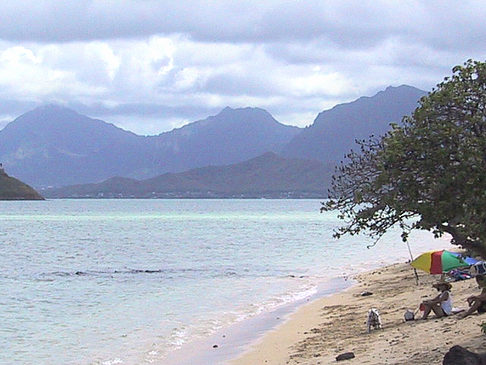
[0,1,484,135]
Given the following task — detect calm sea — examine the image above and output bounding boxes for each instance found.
[0,199,450,364]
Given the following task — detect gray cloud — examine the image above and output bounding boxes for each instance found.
[0,98,38,115]
[0,1,483,51]
[0,1,484,134]
[87,104,222,136]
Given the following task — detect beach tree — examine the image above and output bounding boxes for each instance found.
[322,59,486,258]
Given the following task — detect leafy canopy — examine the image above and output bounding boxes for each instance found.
[322,59,486,258]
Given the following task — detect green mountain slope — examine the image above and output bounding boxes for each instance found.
[0,168,44,200]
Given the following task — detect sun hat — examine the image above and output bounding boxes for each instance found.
[432,281,452,290]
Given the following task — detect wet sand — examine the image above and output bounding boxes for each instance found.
[230,262,486,364]
[161,278,352,365]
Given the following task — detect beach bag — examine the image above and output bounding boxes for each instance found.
[470,262,486,276]
[404,309,415,321]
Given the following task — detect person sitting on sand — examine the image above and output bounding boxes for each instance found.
[420,281,453,319]
[458,274,486,319]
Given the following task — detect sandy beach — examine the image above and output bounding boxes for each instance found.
[230,262,486,365]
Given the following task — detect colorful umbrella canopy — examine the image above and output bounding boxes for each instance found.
[448,251,480,265]
[411,250,470,274]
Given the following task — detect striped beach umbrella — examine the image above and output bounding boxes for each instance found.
[411,250,469,274]
[448,251,480,265]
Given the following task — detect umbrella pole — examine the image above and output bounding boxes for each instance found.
[406,240,420,285]
[413,268,419,285]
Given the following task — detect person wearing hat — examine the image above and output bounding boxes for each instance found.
[458,274,486,319]
[420,281,453,319]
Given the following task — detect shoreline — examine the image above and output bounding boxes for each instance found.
[230,262,486,365]
[161,277,354,365]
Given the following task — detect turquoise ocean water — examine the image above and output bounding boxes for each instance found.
[1,199,450,364]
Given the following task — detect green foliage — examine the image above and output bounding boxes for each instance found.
[0,170,44,200]
[322,59,486,257]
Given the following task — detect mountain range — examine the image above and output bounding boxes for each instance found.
[0,85,426,196]
[0,105,299,187]
[43,153,332,198]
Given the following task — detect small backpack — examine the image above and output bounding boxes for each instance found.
[404,309,415,321]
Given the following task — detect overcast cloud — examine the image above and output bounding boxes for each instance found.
[0,1,484,134]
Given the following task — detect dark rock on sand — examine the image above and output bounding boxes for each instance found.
[360,291,373,296]
[443,345,486,365]
[336,352,355,361]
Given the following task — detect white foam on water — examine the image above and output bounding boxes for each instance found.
[155,232,455,364]
[100,358,123,365]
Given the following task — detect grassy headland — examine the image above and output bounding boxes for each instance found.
[0,169,44,200]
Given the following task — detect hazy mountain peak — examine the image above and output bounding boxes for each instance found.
[150,105,300,176]
[0,105,69,130]
[379,84,426,97]
[36,103,74,111]
[281,84,427,162]
[315,84,426,125]
[12,104,84,128]
[220,106,234,113]
[385,84,420,91]
[27,104,81,119]
[215,106,276,120]
[0,105,140,187]
[8,104,135,137]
